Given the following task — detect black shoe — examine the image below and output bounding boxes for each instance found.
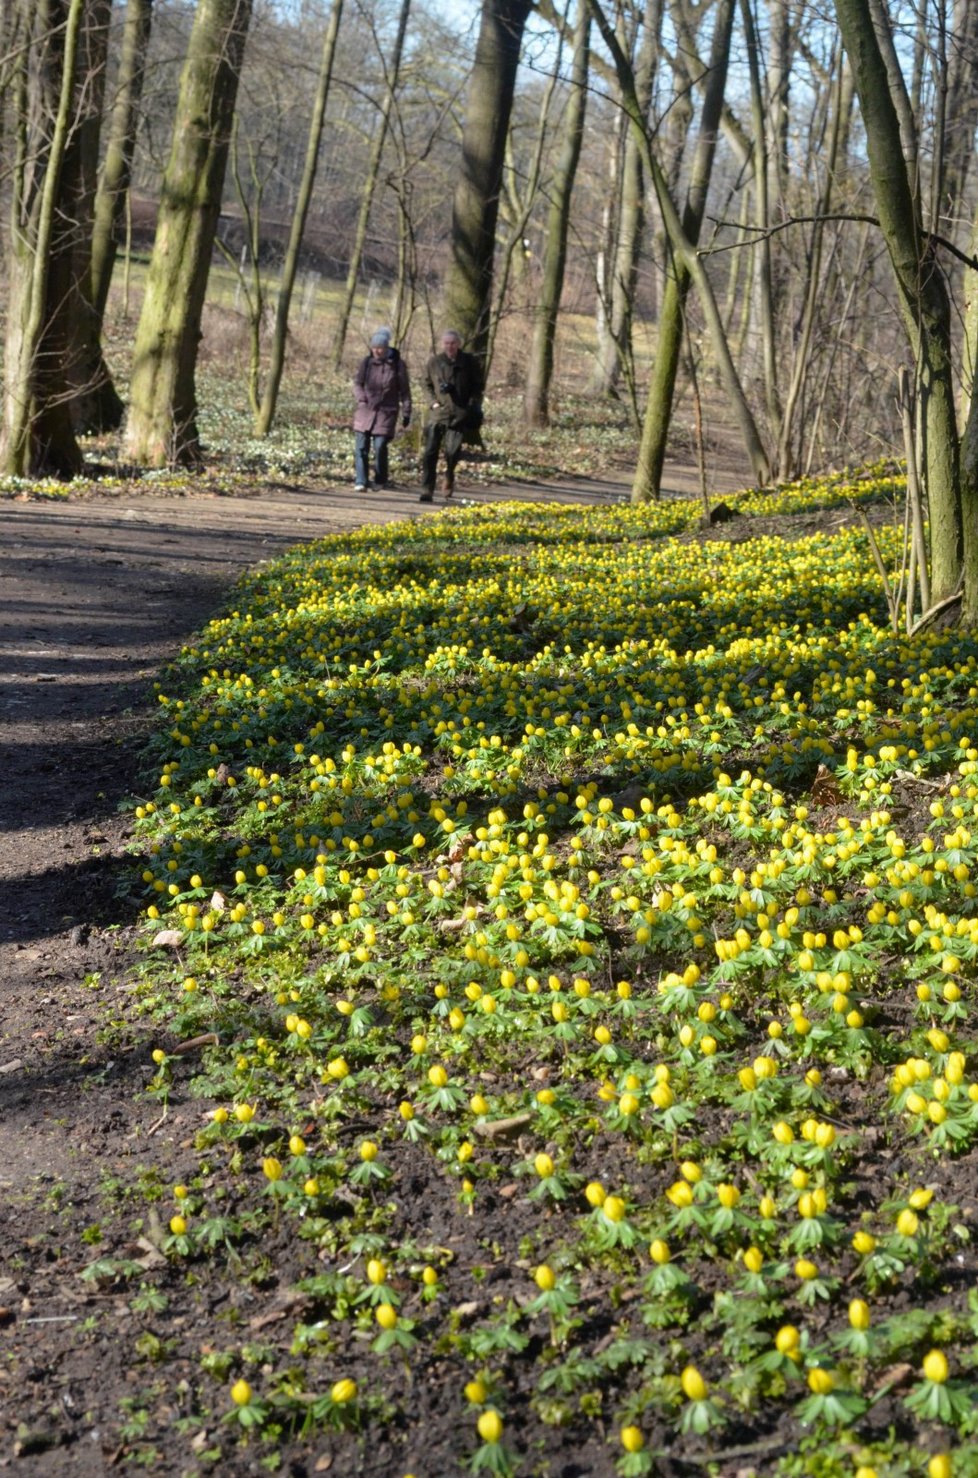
[419,490,434,503]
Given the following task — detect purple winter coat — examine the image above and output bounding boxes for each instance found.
[352,349,412,438]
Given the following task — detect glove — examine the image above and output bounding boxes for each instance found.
[402,414,411,428]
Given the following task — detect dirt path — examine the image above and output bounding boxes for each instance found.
[0,464,745,1471]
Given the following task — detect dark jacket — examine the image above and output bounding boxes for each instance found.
[423,350,483,428]
[353,349,412,437]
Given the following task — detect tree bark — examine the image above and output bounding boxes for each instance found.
[124,0,253,468]
[443,0,534,363]
[256,0,343,435]
[523,0,590,425]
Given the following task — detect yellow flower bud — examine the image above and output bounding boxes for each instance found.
[922,1349,949,1384]
[680,1365,707,1401]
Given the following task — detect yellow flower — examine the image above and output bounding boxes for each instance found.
[262,1157,283,1182]
[649,1239,671,1265]
[602,1195,627,1222]
[807,1367,835,1394]
[620,1426,645,1452]
[169,1214,187,1236]
[584,1180,606,1207]
[775,1325,800,1355]
[367,1258,387,1285]
[477,1409,503,1443]
[331,1378,357,1404]
[464,1379,486,1404]
[375,1304,398,1330]
[534,1152,554,1178]
[896,1208,919,1237]
[680,1365,707,1401]
[359,1140,379,1162]
[928,1456,953,1478]
[230,1378,253,1406]
[852,1230,876,1255]
[743,1246,763,1274]
[534,1265,556,1291]
[848,1299,870,1330]
[922,1349,949,1384]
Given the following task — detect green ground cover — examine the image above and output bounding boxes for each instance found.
[123,471,978,1475]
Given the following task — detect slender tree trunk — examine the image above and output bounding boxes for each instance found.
[124,0,253,467]
[256,0,342,434]
[740,0,781,429]
[444,0,534,363]
[775,54,854,475]
[487,24,565,377]
[2,0,85,478]
[331,0,409,371]
[835,0,962,603]
[624,0,749,500]
[90,0,153,320]
[523,0,590,425]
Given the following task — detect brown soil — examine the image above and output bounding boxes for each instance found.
[0,456,780,1477]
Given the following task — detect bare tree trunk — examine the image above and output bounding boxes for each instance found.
[444,0,534,362]
[331,0,409,371]
[591,0,661,399]
[740,0,780,429]
[625,0,749,500]
[523,0,589,426]
[2,0,85,478]
[124,0,253,467]
[256,0,342,435]
[486,25,565,377]
[775,52,854,476]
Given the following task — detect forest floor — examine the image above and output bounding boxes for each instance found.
[0,455,771,1476]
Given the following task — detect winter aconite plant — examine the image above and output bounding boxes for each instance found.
[123,472,978,1473]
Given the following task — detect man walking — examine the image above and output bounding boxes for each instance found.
[419,330,483,503]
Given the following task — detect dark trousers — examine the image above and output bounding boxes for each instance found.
[355,431,391,487]
[421,422,464,491]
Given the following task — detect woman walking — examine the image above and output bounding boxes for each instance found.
[352,328,412,491]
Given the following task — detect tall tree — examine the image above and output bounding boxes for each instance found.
[834,0,965,607]
[443,0,534,361]
[631,0,736,499]
[523,0,590,425]
[256,0,343,434]
[90,0,154,325]
[62,0,117,435]
[1,0,86,477]
[124,0,253,467]
[590,0,661,402]
[331,0,411,371]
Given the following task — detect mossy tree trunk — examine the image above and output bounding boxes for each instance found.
[1,0,86,478]
[443,0,534,364]
[124,0,252,468]
[523,0,590,426]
